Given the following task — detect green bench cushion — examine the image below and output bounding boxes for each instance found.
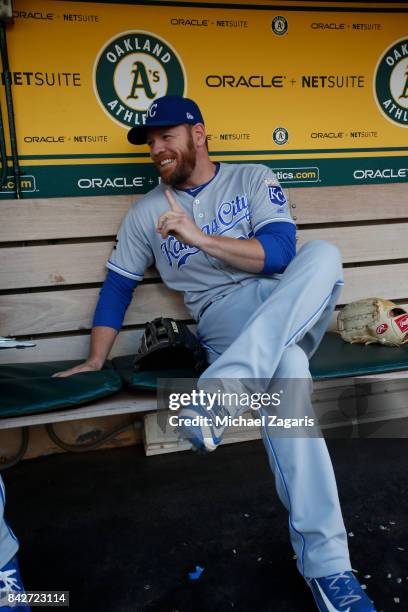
[0,361,122,418]
[3,335,406,418]
[310,332,408,380]
[114,333,408,390]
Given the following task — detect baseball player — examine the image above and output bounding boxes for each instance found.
[0,475,30,610]
[55,96,376,611]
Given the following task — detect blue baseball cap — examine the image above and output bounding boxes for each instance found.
[127,95,205,145]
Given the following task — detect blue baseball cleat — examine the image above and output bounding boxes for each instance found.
[0,556,30,610]
[176,402,230,453]
[306,571,376,611]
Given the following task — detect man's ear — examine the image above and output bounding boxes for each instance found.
[192,123,207,148]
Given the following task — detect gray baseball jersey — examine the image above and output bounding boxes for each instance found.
[107,162,295,320]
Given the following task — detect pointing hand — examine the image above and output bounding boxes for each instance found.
[157,190,206,248]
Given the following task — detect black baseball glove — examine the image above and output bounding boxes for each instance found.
[133,317,208,373]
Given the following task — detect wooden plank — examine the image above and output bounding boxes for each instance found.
[1,242,159,290]
[0,328,144,364]
[1,184,407,249]
[2,262,408,337]
[0,284,188,335]
[4,220,408,291]
[342,264,408,303]
[0,391,157,430]
[298,223,408,263]
[1,242,113,289]
[289,183,408,224]
[0,321,198,365]
[0,242,159,290]
[2,184,407,243]
[0,195,135,242]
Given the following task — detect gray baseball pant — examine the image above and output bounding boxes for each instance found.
[197,240,351,578]
[0,476,19,567]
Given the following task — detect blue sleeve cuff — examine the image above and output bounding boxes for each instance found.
[93,269,138,331]
[255,222,296,274]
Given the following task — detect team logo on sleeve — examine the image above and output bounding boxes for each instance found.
[265,179,287,206]
[93,31,186,129]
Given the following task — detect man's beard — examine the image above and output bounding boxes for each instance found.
[160,133,197,187]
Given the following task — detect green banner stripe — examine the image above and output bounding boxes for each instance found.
[14,146,408,161]
[1,157,406,199]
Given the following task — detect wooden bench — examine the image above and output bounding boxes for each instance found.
[1,182,408,459]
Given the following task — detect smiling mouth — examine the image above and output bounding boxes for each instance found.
[159,158,176,168]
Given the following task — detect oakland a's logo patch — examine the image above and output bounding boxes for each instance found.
[374,38,408,127]
[93,31,186,129]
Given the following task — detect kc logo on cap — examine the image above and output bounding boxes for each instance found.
[148,103,158,118]
[128,95,204,145]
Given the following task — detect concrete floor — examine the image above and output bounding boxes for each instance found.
[3,435,408,611]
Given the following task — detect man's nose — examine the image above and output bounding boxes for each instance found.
[150,139,165,158]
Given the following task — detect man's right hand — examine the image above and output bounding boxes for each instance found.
[52,359,103,378]
[52,327,118,378]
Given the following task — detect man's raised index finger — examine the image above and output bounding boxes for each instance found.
[165,189,183,212]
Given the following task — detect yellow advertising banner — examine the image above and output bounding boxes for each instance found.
[0,0,407,196]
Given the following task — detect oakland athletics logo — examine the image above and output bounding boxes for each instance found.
[374,37,408,127]
[94,31,186,129]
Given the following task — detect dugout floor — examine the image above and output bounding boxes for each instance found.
[3,432,408,612]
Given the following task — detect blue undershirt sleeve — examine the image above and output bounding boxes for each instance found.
[254,222,297,274]
[92,269,138,331]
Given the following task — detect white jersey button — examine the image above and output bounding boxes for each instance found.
[198,213,204,218]
[194,199,200,205]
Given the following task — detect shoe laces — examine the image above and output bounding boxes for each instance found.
[0,568,21,593]
[327,572,363,607]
